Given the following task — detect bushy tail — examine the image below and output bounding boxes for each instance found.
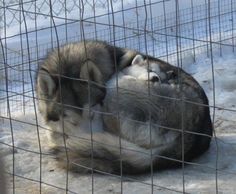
[55,131,159,174]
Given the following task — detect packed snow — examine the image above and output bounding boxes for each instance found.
[1,42,236,194]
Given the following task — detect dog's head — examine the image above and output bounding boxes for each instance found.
[36,61,105,133]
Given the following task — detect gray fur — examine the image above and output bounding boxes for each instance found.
[36,41,212,174]
[36,40,136,123]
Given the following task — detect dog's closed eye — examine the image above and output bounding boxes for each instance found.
[167,70,177,79]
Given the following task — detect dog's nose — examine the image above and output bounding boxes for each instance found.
[47,113,59,122]
[150,76,160,82]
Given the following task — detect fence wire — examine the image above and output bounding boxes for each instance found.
[1,0,236,194]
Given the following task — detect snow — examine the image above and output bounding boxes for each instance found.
[2,44,236,194]
[1,0,236,193]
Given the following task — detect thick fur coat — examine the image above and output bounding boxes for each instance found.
[35,40,212,174]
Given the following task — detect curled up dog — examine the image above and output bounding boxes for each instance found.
[36,40,213,174]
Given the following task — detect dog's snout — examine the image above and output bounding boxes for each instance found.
[47,113,60,122]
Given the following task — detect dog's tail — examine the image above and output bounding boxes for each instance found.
[55,131,160,174]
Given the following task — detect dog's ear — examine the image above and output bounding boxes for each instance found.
[79,61,106,105]
[80,61,103,84]
[131,54,144,66]
[37,70,56,98]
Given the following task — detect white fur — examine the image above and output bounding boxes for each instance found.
[38,70,55,96]
[107,55,165,88]
[47,104,104,148]
[131,54,144,65]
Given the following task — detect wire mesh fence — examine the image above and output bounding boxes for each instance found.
[1,0,236,193]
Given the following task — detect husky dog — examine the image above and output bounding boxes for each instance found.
[102,54,212,173]
[36,40,136,145]
[36,41,212,174]
[36,40,136,119]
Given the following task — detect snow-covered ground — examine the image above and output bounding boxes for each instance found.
[1,0,236,193]
[1,42,236,194]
